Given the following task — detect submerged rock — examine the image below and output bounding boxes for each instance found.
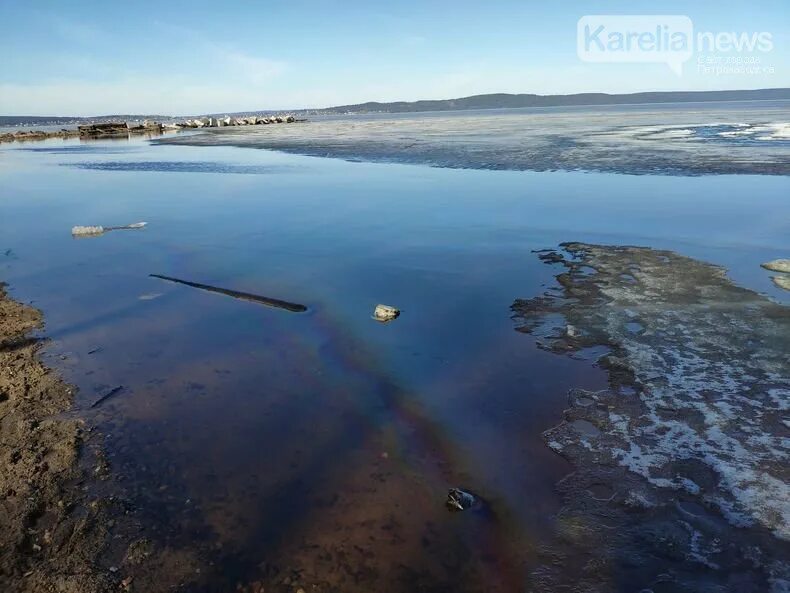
[762,259,790,273]
[513,243,790,592]
[446,488,476,512]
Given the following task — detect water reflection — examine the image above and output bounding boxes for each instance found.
[1,130,788,591]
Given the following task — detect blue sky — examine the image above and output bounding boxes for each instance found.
[1,0,788,115]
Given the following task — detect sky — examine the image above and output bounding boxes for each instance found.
[0,0,788,116]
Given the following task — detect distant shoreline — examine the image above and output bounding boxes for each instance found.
[2,88,788,125]
[319,88,790,115]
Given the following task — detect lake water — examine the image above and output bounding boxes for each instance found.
[1,102,789,591]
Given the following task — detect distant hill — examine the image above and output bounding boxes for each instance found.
[3,88,789,124]
[317,88,790,114]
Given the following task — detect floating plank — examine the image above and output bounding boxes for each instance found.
[149,274,307,313]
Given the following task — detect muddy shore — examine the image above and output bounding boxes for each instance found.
[0,282,121,591]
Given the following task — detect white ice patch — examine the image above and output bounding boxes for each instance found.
[716,122,790,141]
[595,267,790,539]
[650,128,693,140]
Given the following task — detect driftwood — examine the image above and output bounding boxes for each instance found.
[149,274,307,313]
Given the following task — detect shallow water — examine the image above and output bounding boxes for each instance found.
[1,107,789,591]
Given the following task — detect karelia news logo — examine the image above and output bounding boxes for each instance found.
[577,15,773,75]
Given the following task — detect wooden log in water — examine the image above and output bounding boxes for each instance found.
[149,274,307,313]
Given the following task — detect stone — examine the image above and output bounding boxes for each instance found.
[373,304,399,321]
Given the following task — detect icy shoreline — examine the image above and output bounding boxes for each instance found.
[513,243,789,592]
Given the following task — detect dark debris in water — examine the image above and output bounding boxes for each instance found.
[446,488,476,512]
[90,385,124,408]
[150,274,307,313]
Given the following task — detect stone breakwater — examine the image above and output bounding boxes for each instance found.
[176,114,296,128]
[512,243,789,593]
[0,114,298,144]
[0,129,81,143]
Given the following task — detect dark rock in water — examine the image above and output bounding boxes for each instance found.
[446,488,477,512]
[537,251,565,264]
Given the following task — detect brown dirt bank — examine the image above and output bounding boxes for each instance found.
[0,282,119,591]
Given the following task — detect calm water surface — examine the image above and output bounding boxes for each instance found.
[1,117,788,590]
